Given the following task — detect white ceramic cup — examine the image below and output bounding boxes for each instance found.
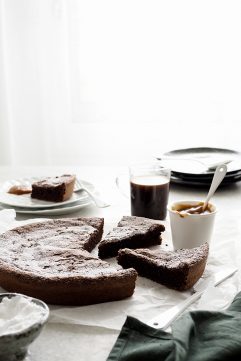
[168,200,217,250]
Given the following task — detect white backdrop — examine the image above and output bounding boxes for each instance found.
[0,0,241,166]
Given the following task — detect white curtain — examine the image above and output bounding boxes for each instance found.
[0,0,241,166]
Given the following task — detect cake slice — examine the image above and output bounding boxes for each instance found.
[0,217,137,305]
[31,174,76,202]
[117,242,209,291]
[98,216,165,259]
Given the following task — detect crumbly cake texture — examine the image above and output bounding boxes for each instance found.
[98,216,165,259]
[0,218,137,305]
[31,174,76,202]
[117,242,209,291]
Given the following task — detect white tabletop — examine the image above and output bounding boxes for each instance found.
[0,166,241,361]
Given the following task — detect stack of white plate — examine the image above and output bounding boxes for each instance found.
[0,177,95,216]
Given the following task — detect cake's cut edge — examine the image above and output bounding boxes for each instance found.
[117,242,209,291]
[98,216,165,259]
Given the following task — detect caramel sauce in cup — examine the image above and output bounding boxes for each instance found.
[173,202,213,217]
[168,200,216,250]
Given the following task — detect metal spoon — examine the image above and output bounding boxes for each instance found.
[175,164,227,216]
[202,164,227,211]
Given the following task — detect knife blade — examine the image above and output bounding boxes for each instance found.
[148,267,238,330]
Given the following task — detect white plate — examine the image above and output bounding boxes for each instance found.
[158,147,241,175]
[0,177,94,209]
[2,199,93,216]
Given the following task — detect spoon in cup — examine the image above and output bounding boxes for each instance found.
[202,163,227,211]
[178,164,228,216]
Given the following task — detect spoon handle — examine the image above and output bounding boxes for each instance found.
[203,164,227,210]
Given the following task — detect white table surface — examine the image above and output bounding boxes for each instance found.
[0,165,241,361]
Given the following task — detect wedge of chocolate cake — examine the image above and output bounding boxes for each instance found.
[98,216,165,259]
[31,174,76,202]
[117,242,209,291]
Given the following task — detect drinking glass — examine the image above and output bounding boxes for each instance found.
[129,163,170,220]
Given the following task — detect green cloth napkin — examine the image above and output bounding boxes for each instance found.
[107,291,241,361]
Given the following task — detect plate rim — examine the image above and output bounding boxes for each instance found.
[171,170,241,179]
[164,146,241,157]
[9,199,93,215]
[171,174,241,186]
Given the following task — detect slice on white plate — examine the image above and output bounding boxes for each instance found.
[0,178,95,209]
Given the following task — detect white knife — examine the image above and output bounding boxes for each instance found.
[148,267,238,330]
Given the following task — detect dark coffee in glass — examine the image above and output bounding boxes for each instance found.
[129,166,170,220]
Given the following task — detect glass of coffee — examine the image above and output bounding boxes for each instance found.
[129,163,170,220]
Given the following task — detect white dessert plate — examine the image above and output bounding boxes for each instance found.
[0,177,95,209]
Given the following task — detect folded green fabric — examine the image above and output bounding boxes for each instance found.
[107,291,241,361]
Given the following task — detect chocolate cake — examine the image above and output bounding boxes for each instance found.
[0,218,137,305]
[117,242,209,291]
[98,216,165,259]
[31,174,76,202]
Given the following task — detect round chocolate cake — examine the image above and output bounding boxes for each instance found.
[0,218,137,305]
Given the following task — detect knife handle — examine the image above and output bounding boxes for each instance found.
[148,268,237,330]
[148,291,202,330]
